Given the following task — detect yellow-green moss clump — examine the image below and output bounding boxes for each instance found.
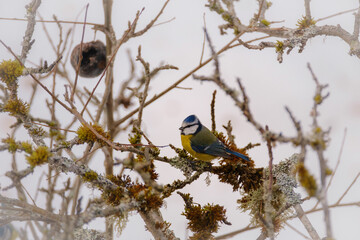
[325,167,333,176]
[180,193,228,240]
[2,137,19,153]
[82,170,99,182]
[103,174,163,212]
[295,162,317,197]
[26,145,52,168]
[260,19,271,27]
[3,98,29,116]
[26,126,46,139]
[0,60,23,86]
[76,122,111,146]
[1,138,33,154]
[221,13,233,25]
[128,126,142,145]
[49,129,65,141]
[314,94,323,104]
[309,127,327,150]
[21,141,33,154]
[275,40,284,53]
[296,16,316,29]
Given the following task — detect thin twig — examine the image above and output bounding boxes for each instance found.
[264,125,274,239]
[215,224,256,240]
[316,7,360,22]
[81,9,143,116]
[113,32,245,127]
[285,106,306,162]
[211,90,217,132]
[313,128,347,210]
[131,0,171,38]
[200,13,206,65]
[20,0,41,63]
[294,204,321,240]
[307,63,333,238]
[71,3,89,102]
[153,17,176,27]
[0,17,101,27]
[353,3,360,40]
[0,40,72,113]
[335,172,360,205]
[31,121,76,133]
[304,0,312,22]
[257,0,267,23]
[135,45,151,129]
[285,222,311,240]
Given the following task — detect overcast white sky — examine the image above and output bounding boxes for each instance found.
[0,1,359,239]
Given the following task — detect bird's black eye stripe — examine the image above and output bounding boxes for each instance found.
[184,123,198,129]
[180,123,198,130]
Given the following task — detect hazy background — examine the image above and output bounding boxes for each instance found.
[0,0,359,239]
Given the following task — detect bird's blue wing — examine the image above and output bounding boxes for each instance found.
[190,140,229,158]
[191,140,249,161]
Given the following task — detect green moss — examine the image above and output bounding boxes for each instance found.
[49,129,65,141]
[275,40,284,53]
[102,186,126,206]
[128,127,142,145]
[49,129,58,138]
[314,127,322,134]
[3,98,29,116]
[151,147,160,158]
[310,127,327,150]
[325,167,333,176]
[296,16,316,29]
[233,27,240,35]
[295,162,317,197]
[59,140,71,148]
[27,126,46,138]
[0,60,23,85]
[154,221,171,236]
[180,193,228,239]
[208,2,224,14]
[26,145,52,167]
[82,170,99,182]
[260,19,271,26]
[314,94,322,104]
[21,141,33,154]
[102,174,163,212]
[1,138,33,154]
[221,13,233,24]
[76,122,111,146]
[102,175,132,206]
[2,137,19,153]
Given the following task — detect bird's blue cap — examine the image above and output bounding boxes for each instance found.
[184,115,198,123]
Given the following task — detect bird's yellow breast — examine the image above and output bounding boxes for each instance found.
[181,134,216,161]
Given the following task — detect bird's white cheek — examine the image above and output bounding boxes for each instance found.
[182,125,199,135]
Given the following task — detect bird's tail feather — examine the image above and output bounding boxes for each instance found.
[226,149,250,161]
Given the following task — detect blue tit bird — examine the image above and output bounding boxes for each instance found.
[179,115,249,162]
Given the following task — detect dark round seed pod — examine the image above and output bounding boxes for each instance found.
[70,40,107,78]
